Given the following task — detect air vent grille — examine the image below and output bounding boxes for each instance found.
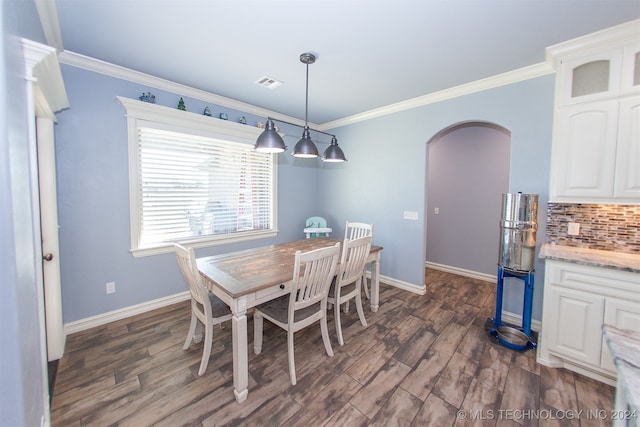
[255,76,283,89]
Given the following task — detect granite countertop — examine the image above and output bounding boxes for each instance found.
[602,325,640,414]
[539,243,640,273]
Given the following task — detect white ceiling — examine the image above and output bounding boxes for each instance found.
[53,0,640,125]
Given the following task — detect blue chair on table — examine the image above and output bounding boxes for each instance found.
[304,216,332,238]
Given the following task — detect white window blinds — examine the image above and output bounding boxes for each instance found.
[136,126,275,249]
[118,96,278,256]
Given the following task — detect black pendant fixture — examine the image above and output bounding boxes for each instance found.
[322,136,347,162]
[254,118,286,153]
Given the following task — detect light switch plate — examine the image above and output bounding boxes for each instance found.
[403,211,419,220]
[106,282,116,294]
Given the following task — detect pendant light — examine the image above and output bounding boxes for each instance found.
[322,136,347,162]
[292,53,319,158]
[254,118,286,153]
[254,52,346,162]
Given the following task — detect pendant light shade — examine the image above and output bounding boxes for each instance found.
[322,136,347,162]
[255,119,287,153]
[292,127,319,158]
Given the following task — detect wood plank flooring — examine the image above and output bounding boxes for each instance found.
[50,269,615,426]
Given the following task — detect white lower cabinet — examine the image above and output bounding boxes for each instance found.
[538,260,640,384]
[547,286,604,366]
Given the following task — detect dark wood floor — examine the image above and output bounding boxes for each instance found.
[51,269,614,426]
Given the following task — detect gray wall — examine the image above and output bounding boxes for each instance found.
[0,1,50,425]
[320,77,553,320]
[426,123,511,275]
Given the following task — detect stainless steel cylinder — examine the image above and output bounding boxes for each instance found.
[498,193,538,272]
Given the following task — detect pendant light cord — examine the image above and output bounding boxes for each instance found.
[304,62,309,128]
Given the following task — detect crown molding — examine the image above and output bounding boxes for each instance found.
[318,62,554,131]
[59,50,311,129]
[546,19,640,69]
[21,38,69,119]
[59,49,554,133]
[34,0,64,52]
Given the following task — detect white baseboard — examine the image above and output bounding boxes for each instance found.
[537,355,616,386]
[425,261,496,283]
[64,291,190,335]
[65,264,516,336]
[500,310,542,332]
[65,273,425,337]
[367,271,426,295]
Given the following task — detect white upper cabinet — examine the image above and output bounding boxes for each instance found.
[552,99,619,198]
[614,96,640,198]
[557,41,640,105]
[547,20,640,204]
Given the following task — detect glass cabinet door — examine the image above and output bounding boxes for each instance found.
[560,49,622,105]
[621,43,640,94]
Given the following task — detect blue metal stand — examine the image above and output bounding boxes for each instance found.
[488,266,536,350]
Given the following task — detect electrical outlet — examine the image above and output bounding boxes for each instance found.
[106,282,116,294]
[567,222,580,236]
[403,211,419,220]
[434,207,440,215]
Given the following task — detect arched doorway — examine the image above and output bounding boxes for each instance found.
[426,121,511,278]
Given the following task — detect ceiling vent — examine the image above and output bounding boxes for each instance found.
[255,76,283,89]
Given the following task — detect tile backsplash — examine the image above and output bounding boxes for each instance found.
[546,203,640,254]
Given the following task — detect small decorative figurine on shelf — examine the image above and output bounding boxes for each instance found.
[177,97,186,111]
[256,121,264,129]
[139,92,156,103]
[219,112,228,120]
[203,106,212,116]
[239,116,247,125]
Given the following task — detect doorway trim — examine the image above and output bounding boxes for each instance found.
[20,39,69,424]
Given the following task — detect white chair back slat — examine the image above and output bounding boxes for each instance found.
[345,221,373,240]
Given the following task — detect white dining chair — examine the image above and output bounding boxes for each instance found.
[253,243,340,385]
[174,243,231,376]
[344,221,374,299]
[328,235,372,346]
[345,221,373,240]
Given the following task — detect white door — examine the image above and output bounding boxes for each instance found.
[37,117,65,361]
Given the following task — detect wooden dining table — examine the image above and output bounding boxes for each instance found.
[196,237,383,403]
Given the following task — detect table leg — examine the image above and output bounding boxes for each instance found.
[231,299,249,403]
[370,255,380,312]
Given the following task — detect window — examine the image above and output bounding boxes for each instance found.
[118,97,277,257]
